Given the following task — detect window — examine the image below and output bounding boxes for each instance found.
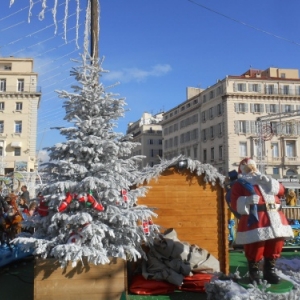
[191,128,198,140]
[0,147,2,156]
[210,126,214,139]
[237,121,247,133]
[267,84,274,94]
[218,123,223,136]
[0,102,4,110]
[16,102,23,111]
[253,103,263,113]
[201,111,206,122]
[202,129,207,141]
[286,141,295,157]
[219,145,223,160]
[180,134,184,144]
[4,65,11,70]
[209,107,214,119]
[209,90,214,99]
[203,149,207,163]
[193,146,197,158]
[158,139,162,145]
[15,121,22,133]
[271,143,279,157]
[283,85,289,95]
[158,149,163,156]
[0,121,3,133]
[203,95,207,103]
[236,83,246,92]
[185,132,190,142]
[273,168,279,175]
[252,84,259,92]
[217,103,222,115]
[235,103,248,113]
[149,139,154,145]
[187,148,191,157]
[280,73,286,78]
[174,136,178,146]
[17,79,24,92]
[210,147,215,161]
[285,123,294,135]
[14,148,21,156]
[0,79,6,92]
[164,140,168,149]
[173,123,178,131]
[284,105,292,113]
[270,122,278,134]
[239,142,247,157]
[269,104,278,113]
[216,86,223,95]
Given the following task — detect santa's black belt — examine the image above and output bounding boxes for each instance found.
[251,203,279,212]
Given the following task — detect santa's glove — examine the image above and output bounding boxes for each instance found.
[245,195,260,205]
[259,175,270,183]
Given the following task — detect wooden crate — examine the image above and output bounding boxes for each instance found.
[138,167,229,274]
[34,257,127,300]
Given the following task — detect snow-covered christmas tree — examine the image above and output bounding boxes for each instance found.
[13,45,159,267]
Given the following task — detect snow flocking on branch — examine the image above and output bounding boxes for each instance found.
[12,42,160,267]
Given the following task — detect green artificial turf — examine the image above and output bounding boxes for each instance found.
[128,249,300,300]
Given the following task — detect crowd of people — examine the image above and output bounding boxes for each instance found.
[0,185,46,244]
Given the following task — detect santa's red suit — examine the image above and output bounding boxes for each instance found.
[231,158,293,283]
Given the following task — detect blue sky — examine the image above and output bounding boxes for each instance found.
[2,0,300,161]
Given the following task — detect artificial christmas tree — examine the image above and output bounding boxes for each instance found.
[13,48,159,299]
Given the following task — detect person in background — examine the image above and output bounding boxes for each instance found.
[231,158,294,284]
[19,196,29,216]
[286,189,297,206]
[20,185,30,203]
[28,201,37,217]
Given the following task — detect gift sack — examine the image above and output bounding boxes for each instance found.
[129,274,177,295]
[179,273,214,293]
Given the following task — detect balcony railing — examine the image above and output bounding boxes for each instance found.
[0,85,41,93]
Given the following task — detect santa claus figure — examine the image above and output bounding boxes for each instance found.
[231,158,293,284]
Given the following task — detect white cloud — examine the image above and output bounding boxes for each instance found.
[104,64,172,83]
[37,150,50,164]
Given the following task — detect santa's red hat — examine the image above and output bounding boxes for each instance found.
[238,158,257,174]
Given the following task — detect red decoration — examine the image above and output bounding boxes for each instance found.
[37,195,49,216]
[121,189,128,202]
[142,220,150,236]
[87,194,104,211]
[58,192,73,212]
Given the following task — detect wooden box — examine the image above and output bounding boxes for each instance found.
[138,165,229,274]
[34,257,127,300]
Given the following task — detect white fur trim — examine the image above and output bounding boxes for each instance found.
[235,225,294,245]
[236,196,250,215]
[247,159,256,167]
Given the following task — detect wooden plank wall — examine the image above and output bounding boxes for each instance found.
[138,168,229,274]
[34,257,127,300]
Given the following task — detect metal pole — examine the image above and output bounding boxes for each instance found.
[90,0,99,60]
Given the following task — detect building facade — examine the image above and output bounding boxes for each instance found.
[0,57,41,175]
[126,112,163,168]
[162,67,300,180]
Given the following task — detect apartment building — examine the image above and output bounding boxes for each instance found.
[0,57,41,174]
[126,112,163,168]
[162,67,300,181]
